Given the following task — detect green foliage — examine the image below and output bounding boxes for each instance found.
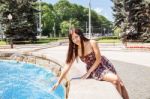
[41,3,55,36]
[96,36,120,43]
[0,40,6,45]
[54,0,72,21]
[60,19,80,36]
[35,38,59,44]
[144,38,150,43]
[114,27,123,36]
[97,39,121,43]
[97,36,118,40]
[53,0,112,36]
[112,0,150,41]
[0,0,113,39]
[70,19,80,28]
[112,0,124,27]
[60,21,70,36]
[0,0,38,41]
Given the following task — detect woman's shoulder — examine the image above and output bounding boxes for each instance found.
[89,39,100,49]
[89,39,97,45]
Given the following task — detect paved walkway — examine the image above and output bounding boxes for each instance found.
[68,79,122,99]
[112,60,150,99]
[1,43,150,99]
[33,45,150,99]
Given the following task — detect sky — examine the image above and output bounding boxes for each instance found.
[42,0,114,22]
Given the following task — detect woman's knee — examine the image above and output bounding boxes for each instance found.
[106,74,120,85]
[112,78,120,85]
[102,73,119,84]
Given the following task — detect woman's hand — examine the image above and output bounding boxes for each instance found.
[81,72,91,79]
[50,82,59,92]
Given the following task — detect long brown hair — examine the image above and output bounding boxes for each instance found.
[66,28,89,64]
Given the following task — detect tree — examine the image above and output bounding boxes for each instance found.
[0,0,38,42]
[41,3,55,37]
[54,0,72,21]
[60,19,79,37]
[54,0,112,36]
[112,0,150,41]
[114,27,122,37]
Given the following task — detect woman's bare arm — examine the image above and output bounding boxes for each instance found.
[57,61,73,84]
[51,59,74,91]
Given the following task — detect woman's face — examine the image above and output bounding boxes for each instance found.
[71,32,81,45]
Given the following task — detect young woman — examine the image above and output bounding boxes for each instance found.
[52,28,129,99]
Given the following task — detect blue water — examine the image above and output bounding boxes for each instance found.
[0,60,65,99]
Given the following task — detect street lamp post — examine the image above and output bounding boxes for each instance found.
[7,14,13,49]
[103,28,106,36]
[86,21,88,36]
[52,11,59,37]
[53,22,56,37]
[88,0,91,39]
[39,0,42,38]
[69,19,71,32]
[0,23,2,41]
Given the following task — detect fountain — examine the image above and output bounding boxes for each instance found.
[0,52,67,99]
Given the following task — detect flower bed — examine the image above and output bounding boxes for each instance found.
[127,46,150,49]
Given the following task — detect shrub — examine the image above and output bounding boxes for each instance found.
[96,36,119,40]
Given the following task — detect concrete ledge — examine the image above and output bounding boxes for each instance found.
[68,79,122,99]
[0,51,14,57]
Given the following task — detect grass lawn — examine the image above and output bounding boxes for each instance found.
[34,37,67,44]
[97,39,121,43]
[0,37,65,45]
[1,38,121,45]
[0,41,7,45]
[35,38,60,44]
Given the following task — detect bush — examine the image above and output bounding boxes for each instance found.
[96,36,119,40]
[144,38,150,43]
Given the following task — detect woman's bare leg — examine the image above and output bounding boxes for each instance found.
[120,82,129,99]
[119,78,129,99]
[118,76,129,99]
[102,72,129,99]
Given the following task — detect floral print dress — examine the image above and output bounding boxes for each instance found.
[80,51,117,80]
